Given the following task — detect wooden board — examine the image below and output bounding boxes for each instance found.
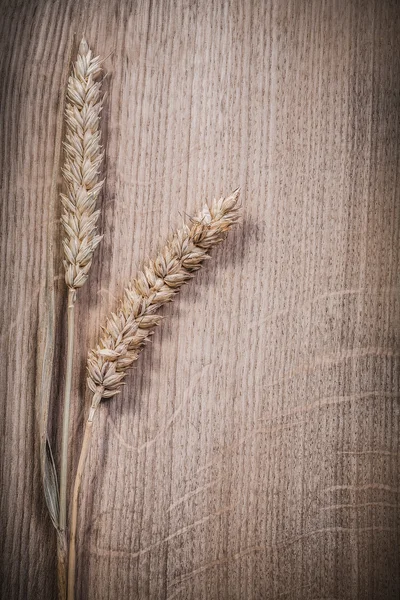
[1,0,399,598]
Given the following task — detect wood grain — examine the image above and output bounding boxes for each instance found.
[1,1,399,599]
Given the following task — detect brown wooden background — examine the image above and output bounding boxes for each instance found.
[1,1,399,598]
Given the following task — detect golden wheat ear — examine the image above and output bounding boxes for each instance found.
[87,187,241,403]
[61,37,105,290]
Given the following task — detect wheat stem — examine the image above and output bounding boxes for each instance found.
[59,288,76,531]
[67,190,240,599]
[67,393,100,600]
[57,38,105,596]
[57,530,68,600]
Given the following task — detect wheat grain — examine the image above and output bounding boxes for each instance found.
[86,188,240,413]
[61,38,104,290]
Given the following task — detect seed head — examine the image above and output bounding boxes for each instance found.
[61,39,105,290]
[87,189,241,409]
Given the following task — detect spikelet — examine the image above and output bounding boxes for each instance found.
[61,39,104,290]
[87,189,240,410]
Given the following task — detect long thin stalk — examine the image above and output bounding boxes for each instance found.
[60,288,76,531]
[67,193,240,597]
[56,39,104,599]
[68,393,101,600]
[57,530,68,600]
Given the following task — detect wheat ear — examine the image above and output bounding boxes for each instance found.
[59,36,104,552]
[67,189,240,600]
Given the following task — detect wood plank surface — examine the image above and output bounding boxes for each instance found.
[1,1,399,598]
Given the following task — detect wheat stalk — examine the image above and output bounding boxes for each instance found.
[67,189,240,600]
[57,38,105,598]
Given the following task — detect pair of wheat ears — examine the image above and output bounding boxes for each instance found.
[39,39,240,600]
